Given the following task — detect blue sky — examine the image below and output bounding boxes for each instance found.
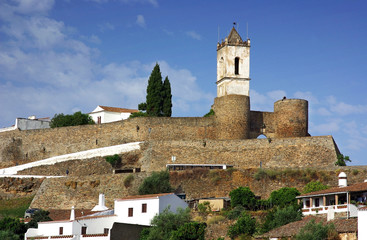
[1,0,366,166]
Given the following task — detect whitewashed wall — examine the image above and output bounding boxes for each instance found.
[115,197,159,226]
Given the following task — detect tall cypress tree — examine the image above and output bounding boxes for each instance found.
[162,76,172,117]
[146,63,163,116]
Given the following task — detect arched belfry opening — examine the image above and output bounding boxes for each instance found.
[235,57,239,75]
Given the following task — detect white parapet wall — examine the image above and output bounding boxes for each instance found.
[0,142,142,176]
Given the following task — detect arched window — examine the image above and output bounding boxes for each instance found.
[235,57,239,75]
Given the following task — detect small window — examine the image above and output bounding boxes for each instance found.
[81,226,87,235]
[128,207,133,217]
[235,57,240,75]
[305,200,310,208]
[59,227,63,235]
[104,228,109,235]
[97,116,101,124]
[142,203,147,213]
[315,198,320,207]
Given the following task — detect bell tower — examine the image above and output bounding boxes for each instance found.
[214,27,251,140]
[216,27,250,97]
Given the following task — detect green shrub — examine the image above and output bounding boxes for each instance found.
[105,154,121,168]
[129,111,148,118]
[203,109,215,117]
[294,219,339,240]
[303,181,328,194]
[138,171,173,195]
[352,169,359,175]
[229,187,257,210]
[170,221,207,240]
[124,174,134,188]
[254,169,267,180]
[50,111,94,128]
[198,201,211,214]
[140,207,190,240]
[226,205,245,220]
[269,187,300,208]
[227,212,256,239]
[0,217,27,239]
[27,210,52,229]
[335,154,351,166]
[260,205,302,234]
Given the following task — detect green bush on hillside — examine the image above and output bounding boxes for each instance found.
[138,171,173,195]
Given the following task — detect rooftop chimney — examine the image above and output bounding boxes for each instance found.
[92,193,109,211]
[338,172,347,187]
[70,206,75,221]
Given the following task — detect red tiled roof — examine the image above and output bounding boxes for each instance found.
[115,193,174,201]
[298,182,367,197]
[98,106,139,113]
[256,216,357,239]
[76,214,116,220]
[48,209,95,221]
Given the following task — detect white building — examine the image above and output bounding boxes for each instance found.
[25,193,188,240]
[358,207,367,240]
[0,116,50,133]
[296,172,367,218]
[89,106,139,124]
[114,193,188,226]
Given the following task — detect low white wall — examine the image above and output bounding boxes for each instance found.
[0,142,141,175]
[359,209,367,240]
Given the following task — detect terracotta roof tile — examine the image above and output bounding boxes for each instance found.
[115,193,174,201]
[256,216,357,239]
[298,182,367,197]
[99,106,138,113]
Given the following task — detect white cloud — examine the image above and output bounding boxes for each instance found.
[309,119,341,135]
[316,107,332,116]
[0,1,211,126]
[98,22,115,32]
[11,0,55,15]
[136,15,146,28]
[293,91,319,104]
[186,31,201,40]
[120,0,158,7]
[330,102,367,115]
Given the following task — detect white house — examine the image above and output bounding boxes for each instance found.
[296,172,367,218]
[358,206,367,239]
[25,193,188,240]
[114,193,189,226]
[0,116,50,132]
[89,106,139,124]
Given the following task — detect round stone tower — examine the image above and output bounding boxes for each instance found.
[274,99,308,138]
[214,27,251,139]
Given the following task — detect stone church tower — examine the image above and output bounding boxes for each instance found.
[213,27,309,140]
[214,27,251,139]
[216,27,251,97]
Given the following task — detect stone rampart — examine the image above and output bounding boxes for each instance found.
[0,117,215,168]
[30,173,148,210]
[140,136,339,171]
[29,166,367,210]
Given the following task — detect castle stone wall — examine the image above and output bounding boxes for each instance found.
[0,117,215,168]
[214,95,250,139]
[140,136,338,171]
[274,99,308,138]
[249,111,276,138]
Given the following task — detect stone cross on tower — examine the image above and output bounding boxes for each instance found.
[216,27,250,97]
